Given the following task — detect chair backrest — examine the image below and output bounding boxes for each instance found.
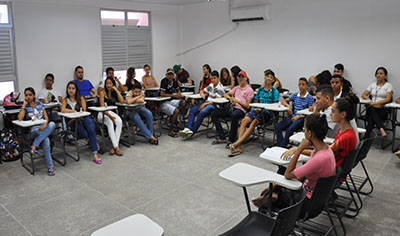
[353,131,377,167]
[338,148,359,180]
[303,174,339,220]
[271,189,307,236]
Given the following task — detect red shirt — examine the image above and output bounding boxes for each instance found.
[332,128,357,167]
[201,75,211,90]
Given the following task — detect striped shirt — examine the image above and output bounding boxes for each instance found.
[289,92,315,117]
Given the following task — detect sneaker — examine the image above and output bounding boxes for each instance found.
[184,130,193,139]
[179,128,190,137]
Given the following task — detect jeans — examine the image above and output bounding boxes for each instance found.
[275,117,304,148]
[73,116,98,154]
[187,103,215,133]
[127,106,154,139]
[98,110,122,148]
[211,107,245,142]
[31,122,56,168]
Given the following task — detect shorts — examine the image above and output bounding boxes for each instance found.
[247,109,271,122]
[159,99,181,116]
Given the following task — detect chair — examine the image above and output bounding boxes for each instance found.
[297,174,344,236]
[220,190,306,236]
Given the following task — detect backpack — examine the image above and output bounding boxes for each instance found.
[3,92,23,110]
[0,128,22,162]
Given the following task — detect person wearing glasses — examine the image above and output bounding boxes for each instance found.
[361,67,393,138]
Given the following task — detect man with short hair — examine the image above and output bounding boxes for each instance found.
[38,73,62,103]
[330,74,347,100]
[173,64,193,87]
[101,67,124,91]
[74,65,98,98]
[333,63,352,94]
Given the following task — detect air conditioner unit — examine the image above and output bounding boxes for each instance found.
[230,1,270,22]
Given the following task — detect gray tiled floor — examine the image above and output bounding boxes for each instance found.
[0,130,399,236]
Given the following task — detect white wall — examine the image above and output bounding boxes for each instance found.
[179,0,400,96]
[10,0,180,96]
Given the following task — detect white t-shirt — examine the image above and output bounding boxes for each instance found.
[321,105,335,130]
[38,88,62,103]
[204,82,225,100]
[366,82,393,102]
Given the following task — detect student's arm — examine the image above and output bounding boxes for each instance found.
[282,97,292,116]
[81,96,87,111]
[152,76,159,87]
[187,77,193,84]
[119,84,128,92]
[99,90,115,121]
[396,97,400,104]
[39,98,46,103]
[114,87,125,103]
[61,98,73,113]
[199,88,206,99]
[284,139,311,179]
[126,94,144,104]
[361,90,371,100]
[371,91,393,108]
[18,100,28,121]
[229,76,235,88]
[273,79,281,90]
[57,96,63,103]
[90,88,98,98]
[39,108,49,131]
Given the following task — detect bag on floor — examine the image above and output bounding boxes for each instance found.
[0,128,22,162]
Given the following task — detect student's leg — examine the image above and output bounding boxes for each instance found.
[365,107,375,138]
[228,109,245,143]
[112,112,123,146]
[281,118,304,148]
[31,122,56,148]
[186,103,201,130]
[377,108,389,136]
[132,111,153,139]
[192,104,215,133]
[41,137,54,169]
[138,107,154,134]
[236,119,260,151]
[274,117,292,147]
[211,107,229,140]
[99,112,118,149]
[237,116,252,142]
[82,116,98,154]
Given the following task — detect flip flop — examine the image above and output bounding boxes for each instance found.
[93,158,102,164]
[168,132,179,138]
[228,149,242,157]
[212,140,227,145]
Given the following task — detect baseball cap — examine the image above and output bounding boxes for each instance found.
[166,68,175,75]
[173,64,181,73]
[238,70,247,77]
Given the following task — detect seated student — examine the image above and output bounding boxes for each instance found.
[275,77,314,148]
[73,65,98,99]
[180,70,225,138]
[264,69,283,93]
[173,64,193,87]
[230,65,241,87]
[38,73,62,103]
[142,64,159,89]
[220,67,234,89]
[331,74,348,100]
[159,68,186,138]
[18,87,57,176]
[98,67,125,93]
[211,71,254,145]
[333,63,352,94]
[120,67,142,92]
[252,114,335,218]
[200,64,212,91]
[125,83,158,145]
[98,77,125,156]
[361,66,393,138]
[229,70,279,157]
[61,81,102,164]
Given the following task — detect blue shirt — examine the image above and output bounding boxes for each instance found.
[255,86,279,114]
[289,92,315,117]
[74,79,94,97]
[25,101,45,120]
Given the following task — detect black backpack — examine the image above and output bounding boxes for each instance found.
[0,128,22,162]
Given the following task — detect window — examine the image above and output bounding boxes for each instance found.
[0,3,16,101]
[100,10,151,73]
[102,68,146,85]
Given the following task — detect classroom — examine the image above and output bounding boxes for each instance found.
[0,0,399,235]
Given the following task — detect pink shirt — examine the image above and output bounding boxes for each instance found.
[229,84,254,113]
[294,148,336,199]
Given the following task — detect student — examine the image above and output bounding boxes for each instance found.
[180,70,225,138]
[125,83,158,145]
[159,68,186,138]
[38,73,62,103]
[229,70,279,157]
[230,65,241,87]
[18,87,57,176]
[173,64,193,87]
[316,70,332,87]
[361,67,393,138]
[142,64,159,88]
[120,67,142,92]
[98,67,125,92]
[333,63,352,94]
[264,69,282,92]
[98,77,125,156]
[331,74,347,100]
[61,81,101,164]
[199,64,212,90]
[211,70,254,145]
[252,114,336,218]
[275,77,314,148]
[74,65,98,98]
[220,67,234,88]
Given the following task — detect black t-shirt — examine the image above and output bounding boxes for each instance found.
[160,77,180,94]
[125,79,142,91]
[176,68,192,84]
[342,78,352,94]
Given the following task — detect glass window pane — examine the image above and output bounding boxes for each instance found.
[102,69,145,85]
[0,81,14,100]
[127,12,149,27]
[101,10,125,26]
[0,4,9,24]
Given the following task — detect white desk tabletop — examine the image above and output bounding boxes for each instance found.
[85,97,97,102]
[12,119,47,127]
[58,111,91,119]
[116,102,146,108]
[185,94,202,99]
[297,108,313,116]
[223,86,232,92]
[1,108,21,114]
[219,162,302,190]
[91,214,164,236]
[260,146,310,165]
[209,98,229,104]
[249,103,289,112]
[357,127,366,134]
[385,102,400,109]
[359,98,372,104]
[145,97,171,102]
[181,85,195,88]
[43,102,61,109]
[144,87,160,91]
[289,132,334,145]
[88,106,118,112]
[181,92,194,96]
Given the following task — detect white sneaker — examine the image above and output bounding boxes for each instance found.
[184,130,193,139]
[179,128,189,137]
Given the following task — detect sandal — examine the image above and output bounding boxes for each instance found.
[30,147,38,157]
[48,167,55,176]
[229,149,242,157]
[115,148,123,156]
[225,142,232,150]
[212,139,227,145]
[110,148,116,155]
[168,132,179,138]
[93,158,102,164]
[150,137,159,145]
